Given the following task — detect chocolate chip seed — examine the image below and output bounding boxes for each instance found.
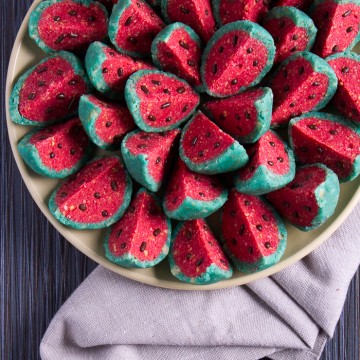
[308,94,316,99]
[247,47,253,54]
[117,68,123,77]
[28,93,36,100]
[248,247,253,254]
[312,81,320,86]
[165,117,172,122]
[155,157,161,164]
[332,45,339,52]
[55,34,66,44]
[233,35,238,46]
[253,60,259,66]
[199,192,205,197]
[218,46,224,53]
[177,86,185,93]
[141,85,149,94]
[262,214,269,221]
[120,242,126,249]
[268,160,274,166]
[341,66,350,73]
[239,224,245,235]
[153,228,161,236]
[231,78,238,85]
[148,115,156,121]
[186,253,192,260]
[125,16,133,25]
[343,10,352,17]
[179,40,189,50]
[140,242,147,252]
[265,242,271,249]
[186,230,192,240]
[330,129,338,135]
[308,124,317,130]
[57,143,62,149]
[105,121,112,128]
[56,93,65,100]
[187,60,195,67]
[244,200,250,206]
[212,64,217,74]
[49,152,55,159]
[111,180,118,191]
[191,137,198,146]
[277,157,283,162]
[269,141,275,147]
[54,16,60,21]
[347,26,353,33]
[214,142,220,148]
[94,192,101,199]
[79,204,87,211]
[180,6,190,14]
[182,105,189,113]
[292,34,299,40]
[196,258,204,266]
[299,66,305,75]
[60,192,67,198]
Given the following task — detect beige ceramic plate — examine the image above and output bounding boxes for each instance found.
[6,0,360,290]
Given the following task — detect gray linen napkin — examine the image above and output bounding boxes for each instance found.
[40,203,360,360]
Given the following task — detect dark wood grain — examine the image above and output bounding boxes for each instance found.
[0,1,358,360]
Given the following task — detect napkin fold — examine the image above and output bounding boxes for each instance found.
[40,204,360,360]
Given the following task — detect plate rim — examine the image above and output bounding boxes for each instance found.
[5,0,360,290]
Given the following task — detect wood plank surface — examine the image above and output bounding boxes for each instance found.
[0,1,358,359]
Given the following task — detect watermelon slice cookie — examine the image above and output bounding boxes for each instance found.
[163,159,228,220]
[221,189,287,273]
[9,51,91,126]
[151,23,203,90]
[179,111,248,174]
[203,87,272,144]
[289,112,360,182]
[169,219,233,285]
[28,0,108,54]
[104,188,171,268]
[266,164,340,231]
[125,69,200,132]
[78,94,135,150]
[121,129,180,192]
[326,51,360,124]
[201,21,275,97]
[161,0,216,43]
[18,117,94,178]
[263,6,317,64]
[310,0,360,58]
[269,51,337,127]
[212,0,270,26]
[49,156,132,229]
[234,130,296,195]
[85,42,153,100]
[109,0,165,58]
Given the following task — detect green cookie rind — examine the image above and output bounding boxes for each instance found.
[265,6,318,51]
[151,22,204,92]
[211,0,224,27]
[234,149,296,195]
[103,188,172,268]
[168,222,233,285]
[125,69,200,132]
[160,0,172,24]
[48,156,133,229]
[18,127,94,178]
[288,112,360,182]
[109,0,147,58]
[179,115,249,175]
[121,130,160,192]
[85,41,121,100]
[163,189,228,221]
[223,203,287,273]
[9,51,92,126]
[29,0,108,54]
[201,21,276,98]
[78,94,119,150]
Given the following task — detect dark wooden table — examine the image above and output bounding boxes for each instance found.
[0,1,359,359]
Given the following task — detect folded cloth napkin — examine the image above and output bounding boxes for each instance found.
[40,203,360,360]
